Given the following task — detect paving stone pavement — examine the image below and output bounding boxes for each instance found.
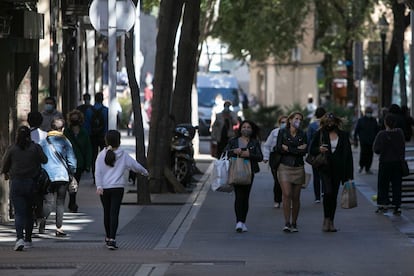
[0,133,413,276]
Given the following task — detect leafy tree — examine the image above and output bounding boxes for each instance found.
[212,0,309,61]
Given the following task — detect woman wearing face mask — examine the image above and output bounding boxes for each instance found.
[64,109,92,212]
[225,120,263,233]
[263,115,288,208]
[309,113,353,232]
[275,111,307,233]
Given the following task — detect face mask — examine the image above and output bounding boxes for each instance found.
[325,125,335,131]
[280,123,286,129]
[366,113,372,118]
[70,120,80,126]
[45,104,54,112]
[293,121,301,129]
[223,106,230,112]
[241,129,252,137]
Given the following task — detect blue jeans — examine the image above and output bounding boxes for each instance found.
[10,178,35,241]
[43,181,67,229]
[100,188,124,240]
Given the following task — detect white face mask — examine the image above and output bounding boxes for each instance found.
[280,123,286,129]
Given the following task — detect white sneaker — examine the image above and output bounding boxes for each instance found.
[242,223,248,232]
[14,239,24,251]
[235,222,243,232]
[273,202,280,208]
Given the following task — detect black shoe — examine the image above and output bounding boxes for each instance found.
[375,206,388,213]
[55,230,67,237]
[68,203,78,213]
[107,240,118,250]
[283,223,291,233]
[393,207,402,215]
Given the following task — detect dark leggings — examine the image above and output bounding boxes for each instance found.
[312,167,324,201]
[320,174,340,221]
[100,188,124,240]
[270,168,282,203]
[234,175,254,223]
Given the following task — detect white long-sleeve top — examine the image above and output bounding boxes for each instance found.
[95,148,148,190]
[262,127,281,161]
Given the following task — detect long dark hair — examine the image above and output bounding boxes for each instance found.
[238,120,260,140]
[104,130,121,167]
[16,126,32,150]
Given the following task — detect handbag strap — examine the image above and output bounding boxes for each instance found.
[46,137,71,174]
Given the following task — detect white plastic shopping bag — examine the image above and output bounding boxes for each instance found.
[210,152,233,192]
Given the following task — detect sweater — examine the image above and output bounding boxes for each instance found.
[373,128,405,163]
[95,148,148,190]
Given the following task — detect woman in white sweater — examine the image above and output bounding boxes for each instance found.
[95,130,148,250]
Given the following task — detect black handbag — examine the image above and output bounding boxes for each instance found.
[305,133,328,168]
[402,160,410,177]
[269,151,282,170]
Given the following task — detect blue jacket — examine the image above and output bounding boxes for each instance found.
[39,131,77,182]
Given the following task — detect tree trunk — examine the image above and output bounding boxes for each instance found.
[125,3,151,204]
[148,0,184,193]
[384,2,410,108]
[172,0,201,124]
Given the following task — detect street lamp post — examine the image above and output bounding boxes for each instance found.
[378,13,389,109]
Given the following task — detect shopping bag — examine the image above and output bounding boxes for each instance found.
[211,153,233,192]
[341,180,357,209]
[302,173,311,189]
[228,157,252,185]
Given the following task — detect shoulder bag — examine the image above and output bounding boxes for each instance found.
[305,133,328,168]
[46,137,78,193]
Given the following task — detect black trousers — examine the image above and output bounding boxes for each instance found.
[233,175,254,223]
[100,187,124,240]
[359,143,374,171]
[270,168,282,203]
[320,173,340,221]
[377,162,402,207]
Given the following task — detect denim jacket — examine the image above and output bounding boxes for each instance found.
[39,131,77,182]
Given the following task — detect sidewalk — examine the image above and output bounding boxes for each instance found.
[0,134,413,275]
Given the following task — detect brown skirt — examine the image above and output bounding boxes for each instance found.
[277,164,305,185]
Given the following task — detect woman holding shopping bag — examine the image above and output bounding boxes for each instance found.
[225,120,263,233]
[309,112,353,232]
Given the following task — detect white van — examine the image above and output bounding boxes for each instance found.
[197,72,244,136]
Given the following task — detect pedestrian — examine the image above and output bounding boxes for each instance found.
[85,92,108,183]
[309,112,353,232]
[401,105,414,142]
[354,106,379,174]
[211,100,239,158]
[225,120,263,233]
[28,111,47,143]
[263,115,288,208]
[306,97,317,120]
[95,130,149,249]
[307,106,326,203]
[64,109,92,212]
[39,118,77,236]
[77,93,93,132]
[373,114,405,215]
[1,126,48,251]
[275,111,307,233]
[40,96,64,132]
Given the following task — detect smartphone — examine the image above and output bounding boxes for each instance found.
[321,144,329,148]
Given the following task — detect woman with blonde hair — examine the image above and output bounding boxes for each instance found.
[275,111,307,232]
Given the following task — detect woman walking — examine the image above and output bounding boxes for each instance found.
[1,126,48,250]
[275,111,307,233]
[309,113,353,232]
[373,114,405,215]
[263,115,288,208]
[95,130,148,249]
[64,109,92,212]
[225,120,263,233]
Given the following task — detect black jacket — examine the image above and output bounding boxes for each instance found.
[309,129,353,182]
[354,116,379,145]
[225,137,263,173]
[275,128,307,167]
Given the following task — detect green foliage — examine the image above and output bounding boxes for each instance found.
[212,0,309,61]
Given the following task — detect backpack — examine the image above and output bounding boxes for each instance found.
[91,107,104,136]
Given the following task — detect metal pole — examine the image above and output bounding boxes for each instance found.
[380,33,386,109]
[411,11,414,116]
[108,0,117,130]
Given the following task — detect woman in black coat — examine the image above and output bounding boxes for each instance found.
[309,113,353,232]
[225,120,263,233]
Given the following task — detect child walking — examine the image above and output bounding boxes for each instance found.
[95,130,148,250]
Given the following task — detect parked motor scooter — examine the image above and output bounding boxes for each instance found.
[171,124,198,187]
